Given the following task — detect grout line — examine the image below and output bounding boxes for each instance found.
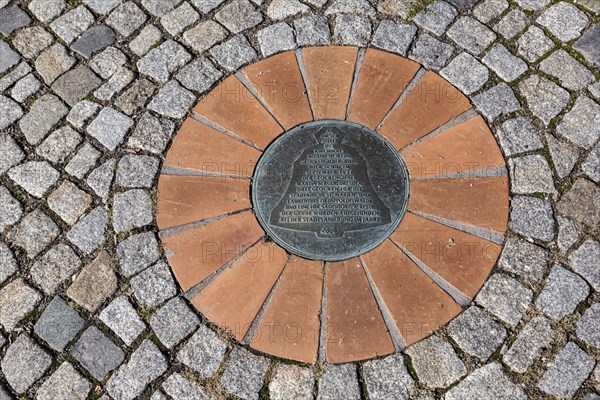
[158,209,252,238]
[360,256,407,351]
[409,165,508,181]
[377,67,427,130]
[184,237,266,301]
[295,48,316,121]
[398,108,478,152]
[392,239,472,307]
[160,165,251,180]
[407,210,506,245]
[190,112,264,151]
[235,71,286,131]
[318,261,328,363]
[242,254,291,345]
[345,48,367,120]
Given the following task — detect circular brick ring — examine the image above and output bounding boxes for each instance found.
[157,47,509,364]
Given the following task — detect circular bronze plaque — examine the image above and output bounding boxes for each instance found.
[252,120,409,261]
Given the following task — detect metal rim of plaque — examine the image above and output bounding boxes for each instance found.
[252,120,410,261]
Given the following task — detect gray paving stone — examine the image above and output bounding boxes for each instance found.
[215,0,263,33]
[9,209,60,258]
[67,250,117,312]
[31,243,81,294]
[482,45,527,82]
[161,2,199,36]
[494,9,528,39]
[65,143,101,179]
[267,0,309,20]
[1,335,52,394]
[582,143,600,183]
[577,304,600,348]
[363,353,414,399]
[413,1,457,37]
[377,0,412,18]
[141,0,180,16]
[0,96,23,131]
[269,365,314,400]
[87,107,134,151]
[516,0,550,9]
[34,296,85,351]
[221,347,270,400]
[536,265,590,320]
[107,340,168,400]
[0,134,24,175]
[440,53,489,95]
[129,25,163,57]
[131,262,177,309]
[547,133,579,178]
[295,15,331,47]
[574,24,600,67]
[50,6,94,44]
[446,0,480,10]
[406,335,465,389]
[508,155,556,196]
[162,373,208,400]
[0,5,32,36]
[332,15,371,47]
[94,67,134,101]
[71,25,116,59]
[559,178,600,229]
[504,316,555,373]
[0,187,22,232]
[183,21,226,55]
[519,75,570,126]
[67,100,101,129]
[67,207,108,254]
[472,83,520,121]
[90,46,128,79]
[0,243,17,285]
[538,342,595,398]
[150,297,200,349]
[52,65,102,106]
[0,42,21,74]
[87,158,115,200]
[557,216,579,254]
[372,20,416,56]
[148,80,196,119]
[47,181,90,226]
[84,0,121,14]
[19,94,68,145]
[448,306,506,360]
[192,0,227,13]
[509,195,555,242]
[8,158,60,196]
[28,0,67,23]
[447,17,496,55]
[11,74,41,103]
[409,33,454,70]
[126,113,175,154]
[100,296,146,346]
[496,117,543,157]
[473,0,508,23]
[36,362,91,400]
[117,232,160,277]
[176,58,223,95]
[445,363,527,400]
[325,0,376,15]
[257,22,296,57]
[476,273,533,326]
[138,40,192,83]
[0,278,42,330]
[115,78,156,115]
[107,1,147,37]
[210,35,258,72]
[498,237,548,281]
[116,155,160,189]
[557,96,600,150]
[540,50,594,91]
[72,326,125,380]
[35,44,76,84]
[537,2,589,42]
[1,61,32,93]
[318,364,360,400]
[177,325,228,378]
[570,240,600,291]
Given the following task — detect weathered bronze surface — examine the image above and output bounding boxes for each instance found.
[252,120,409,261]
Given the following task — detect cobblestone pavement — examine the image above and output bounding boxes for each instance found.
[0,0,599,399]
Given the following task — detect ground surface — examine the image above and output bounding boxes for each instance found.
[0,0,599,399]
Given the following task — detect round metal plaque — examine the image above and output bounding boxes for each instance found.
[252,120,410,261]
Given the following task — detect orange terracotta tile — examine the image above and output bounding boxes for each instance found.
[325,258,394,363]
[193,75,283,149]
[156,175,252,231]
[378,71,472,150]
[243,51,313,130]
[250,257,323,363]
[391,213,501,299]
[361,240,462,346]
[192,241,288,341]
[347,49,420,129]
[161,211,265,291]
[302,46,358,120]
[408,176,509,235]
[401,116,505,179]
[164,118,261,178]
